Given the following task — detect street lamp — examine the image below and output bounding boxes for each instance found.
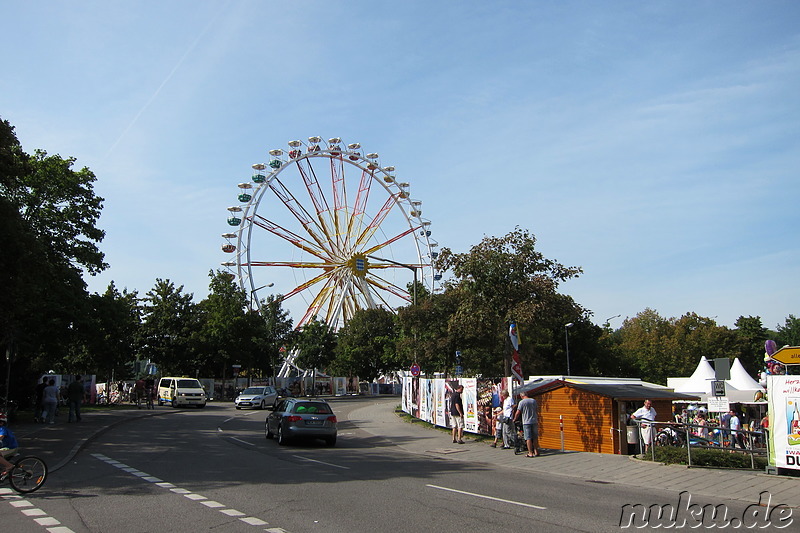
[366,255,418,306]
[604,314,621,328]
[250,283,274,309]
[564,322,575,376]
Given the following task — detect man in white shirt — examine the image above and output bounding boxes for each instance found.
[729,409,744,450]
[631,399,657,453]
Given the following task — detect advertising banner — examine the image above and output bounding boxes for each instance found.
[768,374,800,470]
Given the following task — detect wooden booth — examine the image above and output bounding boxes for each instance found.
[519,380,699,455]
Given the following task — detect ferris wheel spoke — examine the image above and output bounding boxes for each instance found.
[280,266,343,300]
[342,167,374,253]
[296,274,339,326]
[365,274,412,303]
[268,176,333,253]
[351,194,404,251]
[296,159,340,249]
[362,225,419,257]
[251,214,330,261]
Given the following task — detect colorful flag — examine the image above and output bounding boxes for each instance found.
[509,322,523,384]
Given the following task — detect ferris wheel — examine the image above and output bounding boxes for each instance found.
[220,136,440,333]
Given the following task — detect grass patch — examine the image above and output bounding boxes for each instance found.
[640,446,767,470]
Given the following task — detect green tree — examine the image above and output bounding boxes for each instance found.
[292,318,337,390]
[396,290,461,375]
[139,279,199,376]
[775,315,800,348]
[435,227,583,376]
[257,294,294,379]
[332,308,397,382]
[67,283,141,381]
[1,117,106,401]
[734,316,768,376]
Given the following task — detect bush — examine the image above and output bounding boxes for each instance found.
[640,446,767,470]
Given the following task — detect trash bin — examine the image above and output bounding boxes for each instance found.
[627,425,640,455]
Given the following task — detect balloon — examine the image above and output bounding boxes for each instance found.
[765,340,777,356]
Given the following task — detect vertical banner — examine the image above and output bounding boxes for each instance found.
[768,374,800,470]
[463,378,478,433]
[509,322,524,384]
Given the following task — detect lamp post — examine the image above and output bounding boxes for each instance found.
[604,314,621,328]
[366,255,418,306]
[250,283,274,310]
[564,322,575,376]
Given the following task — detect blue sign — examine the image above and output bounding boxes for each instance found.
[355,258,366,271]
[455,365,463,376]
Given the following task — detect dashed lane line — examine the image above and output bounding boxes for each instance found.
[91,453,287,532]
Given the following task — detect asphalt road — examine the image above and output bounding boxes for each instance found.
[3,399,775,532]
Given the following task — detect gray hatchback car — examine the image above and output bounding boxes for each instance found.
[265,398,337,446]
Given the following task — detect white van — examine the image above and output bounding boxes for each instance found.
[157,377,207,408]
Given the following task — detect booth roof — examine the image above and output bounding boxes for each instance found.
[517,379,700,402]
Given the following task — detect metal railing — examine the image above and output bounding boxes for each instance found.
[630,420,768,469]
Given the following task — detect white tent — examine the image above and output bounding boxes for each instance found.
[728,358,763,391]
[667,356,764,404]
[671,356,716,394]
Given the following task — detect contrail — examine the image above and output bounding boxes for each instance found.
[105,3,230,157]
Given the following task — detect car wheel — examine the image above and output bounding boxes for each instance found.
[265,422,273,440]
[325,435,337,447]
[259,400,266,410]
[171,397,179,408]
[158,399,163,406]
[235,406,241,410]
[277,425,288,446]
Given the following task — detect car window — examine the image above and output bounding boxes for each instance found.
[242,387,262,395]
[292,402,332,415]
[275,400,288,412]
[159,378,172,388]
[177,379,202,389]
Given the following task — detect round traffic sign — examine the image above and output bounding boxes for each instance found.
[410,364,421,377]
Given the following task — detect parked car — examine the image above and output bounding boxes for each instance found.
[265,398,337,446]
[235,386,278,410]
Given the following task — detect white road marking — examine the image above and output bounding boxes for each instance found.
[291,455,350,470]
[230,437,256,446]
[91,453,288,531]
[426,484,547,510]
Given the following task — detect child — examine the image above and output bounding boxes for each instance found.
[0,412,19,475]
[490,407,503,448]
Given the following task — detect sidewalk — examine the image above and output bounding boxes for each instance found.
[9,407,168,472]
[347,397,800,508]
[9,398,800,508]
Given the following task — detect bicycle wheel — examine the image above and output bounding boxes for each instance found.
[10,456,48,493]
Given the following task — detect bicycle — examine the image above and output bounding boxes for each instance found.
[1,453,48,493]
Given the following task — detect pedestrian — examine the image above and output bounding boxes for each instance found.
[729,410,745,450]
[0,412,20,476]
[449,384,465,444]
[144,376,155,409]
[133,377,146,409]
[42,378,59,424]
[490,407,503,447]
[34,376,47,423]
[720,410,732,447]
[500,389,515,449]
[67,375,85,422]
[513,390,540,457]
[631,399,657,453]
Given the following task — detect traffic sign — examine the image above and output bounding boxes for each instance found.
[771,346,800,365]
[712,380,726,397]
[410,364,420,377]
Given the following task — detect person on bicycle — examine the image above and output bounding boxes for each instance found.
[0,413,19,475]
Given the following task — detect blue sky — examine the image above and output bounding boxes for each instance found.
[2,1,798,330]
